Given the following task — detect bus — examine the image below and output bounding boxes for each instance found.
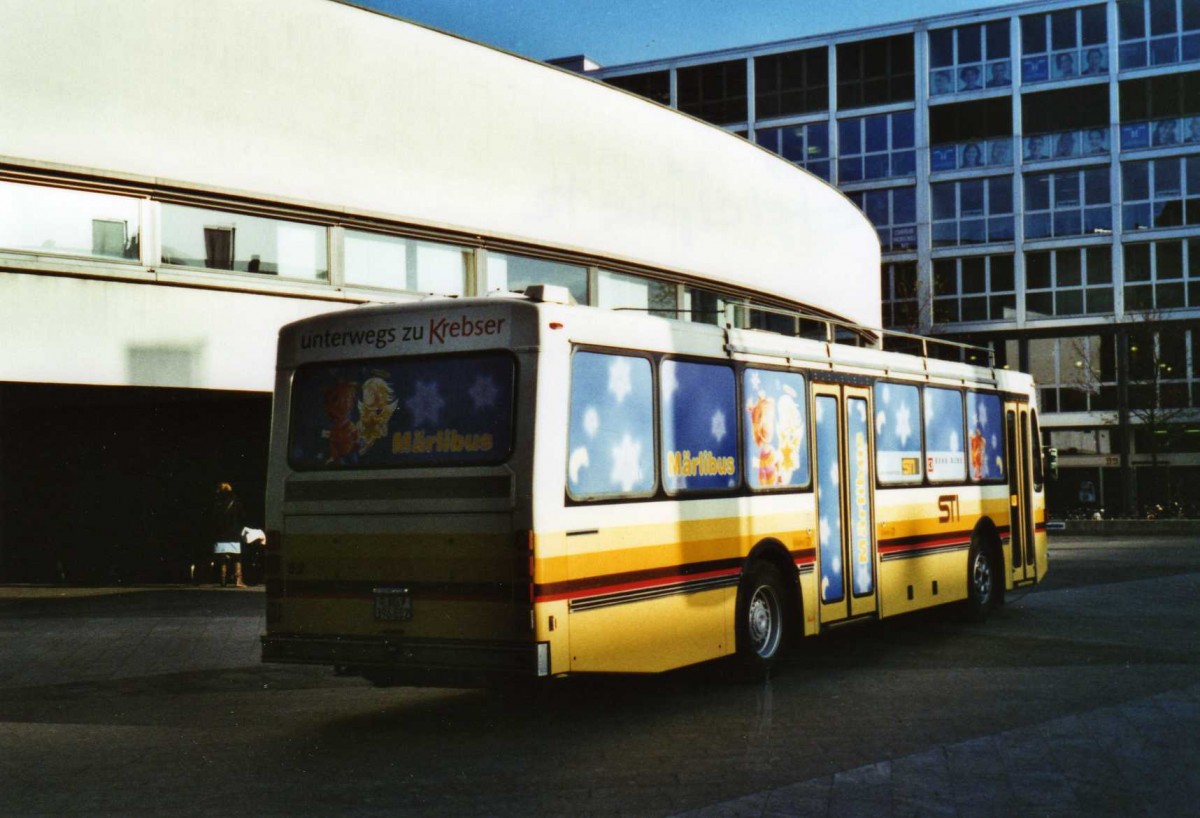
[260,286,1047,685]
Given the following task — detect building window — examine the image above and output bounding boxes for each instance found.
[343,231,468,295]
[1024,167,1112,239]
[1119,72,1200,149]
[755,48,828,118]
[836,35,914,110]
[930,97,1015,171]
[1127,329,1193,408]
[932,176,1014,246]
[488,252,587,304]
[1122,156,1200,230]
[755,122,831,180]
[881,261,919,329]
[684,287,733,325]
[596,269,677,317]
[1118,0,1200,69]
[1022,85,1111,162]
[1124,238,1200,310]
[1026,245,1114,318]
[929,20,1012,97]
[0,180,142,263]
[837,111,915,181]
[1021,5,1109,84]
[933,254,1016,324]
[1029,335,1121,412]
[847,187,917,252]
[677,59,748,125]
[160,204,328,280]
[604,71,671,106]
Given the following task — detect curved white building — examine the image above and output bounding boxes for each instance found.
[0,0,879,581]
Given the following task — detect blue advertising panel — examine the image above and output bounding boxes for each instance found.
[967,392,1006,481]
[931,145,959,172]
[924,387,966,481]
[289,353,513,470]
[1121,122,1151,150]
[744,369,809,489]
[815,396,844,603]
[846,397,874,597]
[567,351,655,498]
[661,360,739,492]
[874,383,922,484]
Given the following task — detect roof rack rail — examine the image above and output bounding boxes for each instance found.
[613,302,994,368]
[730,302,995,368]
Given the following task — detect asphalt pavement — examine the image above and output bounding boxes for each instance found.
[1,536,1198,816]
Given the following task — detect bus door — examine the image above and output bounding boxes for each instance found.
[812,384,878,623]
[1005,403,1037,583]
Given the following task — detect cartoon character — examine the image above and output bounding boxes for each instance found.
[322,381,359,464]
[775,387,804,484]
[357,375,397,454]
[970,423,986,480]
[746,392,780,486]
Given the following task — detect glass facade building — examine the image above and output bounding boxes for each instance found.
[588,0,1200,515]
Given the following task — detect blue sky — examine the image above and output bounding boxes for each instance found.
[364,1,1010,66]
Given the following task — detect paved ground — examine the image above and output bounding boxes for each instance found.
[0,535,1197,816]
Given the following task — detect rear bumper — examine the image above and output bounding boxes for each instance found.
[262,633,548,682]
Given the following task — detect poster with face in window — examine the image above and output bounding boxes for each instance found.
[966,392,1005,480]
[289,354,514,470]
[743,370,809,489]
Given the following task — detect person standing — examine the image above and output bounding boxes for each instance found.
[212,482,245,587]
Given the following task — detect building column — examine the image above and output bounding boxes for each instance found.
[1117,327,1136,515]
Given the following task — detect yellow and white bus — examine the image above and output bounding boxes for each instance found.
[261,288,1047,684]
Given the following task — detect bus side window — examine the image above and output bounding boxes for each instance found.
[874,382,923,485]
[966,392,1005,481]
[661,360,740,494]
[743,368,810,490]
[924,387,966,483]
[567,351,656,499]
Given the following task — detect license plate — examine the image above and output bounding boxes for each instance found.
[373,587,413,621]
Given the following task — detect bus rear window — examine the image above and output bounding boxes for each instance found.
[288,353,514,470]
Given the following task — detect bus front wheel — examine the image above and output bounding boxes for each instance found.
[734,561,789,678]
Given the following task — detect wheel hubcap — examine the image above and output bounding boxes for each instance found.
[973,552,992,602]
[748,586,781,658]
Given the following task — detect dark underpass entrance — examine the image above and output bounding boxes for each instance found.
[0,382,271,583]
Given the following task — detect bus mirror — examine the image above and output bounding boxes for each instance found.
[1043,446,1058,481]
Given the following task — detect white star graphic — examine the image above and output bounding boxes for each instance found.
[583,407,600,438]
[711,409,727,442]
[876,410,887,436]
[896,402,913,447]
[406,381,445,427]
[608,357,633,404]
[467,375,499,410]
[609,433,644,492]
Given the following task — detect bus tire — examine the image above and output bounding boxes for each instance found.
[965,542,998,622]
[734,561,789,679]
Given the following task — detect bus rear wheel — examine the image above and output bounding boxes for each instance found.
[965,543,998,621]
[734,562,789,679]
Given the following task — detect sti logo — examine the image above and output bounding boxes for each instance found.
[937,494,961,524]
